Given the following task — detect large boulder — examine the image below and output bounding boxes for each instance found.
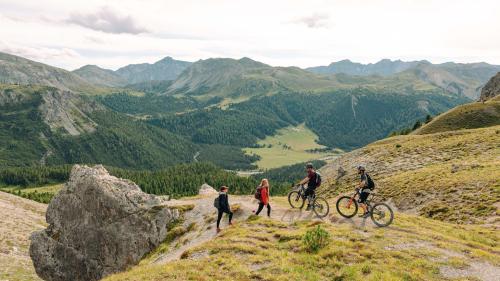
[198,183,218,196]
[480,72,500,102]
[30,165,180,281]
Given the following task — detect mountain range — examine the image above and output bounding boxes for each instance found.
[72,56,192,88]
[0,51,498,170]
[307,59,500,99]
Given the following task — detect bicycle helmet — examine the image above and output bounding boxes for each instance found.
[306,163,314,169]
[357,165,365,171]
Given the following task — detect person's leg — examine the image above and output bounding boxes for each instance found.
[358,192,369,217]
[266,204,271,217]
[255,203,264,215]
[304,188,313,209]
[227,211,233,224]
[216,210,223,229]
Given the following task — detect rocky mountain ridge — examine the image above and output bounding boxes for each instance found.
[480,72,500,101]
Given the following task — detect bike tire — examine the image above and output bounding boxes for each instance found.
[288,191,305,209]
[336,196,358,218]
[313,197,330,218]
[370,203,394,227]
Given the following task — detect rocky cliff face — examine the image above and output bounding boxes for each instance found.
[480,72,500,101]
[29,165,180,281]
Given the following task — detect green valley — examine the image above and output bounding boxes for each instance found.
[244,124,336,169]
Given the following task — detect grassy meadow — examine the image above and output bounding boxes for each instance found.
[244,124,339,169]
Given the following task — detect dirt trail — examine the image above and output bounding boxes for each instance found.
[155,195,374,264]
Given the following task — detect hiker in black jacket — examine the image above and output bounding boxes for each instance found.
[216,186,233,233]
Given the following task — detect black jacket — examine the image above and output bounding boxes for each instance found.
[218,192,230,212]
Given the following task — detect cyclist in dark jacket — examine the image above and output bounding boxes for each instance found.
[216,186,233,233]
[298,163,322,210]
[357,166,371,218]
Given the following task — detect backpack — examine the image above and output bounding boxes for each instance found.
[315,172,322,187]
[366,174,375,190]
[213,197,220,209]
[254,186,263,200]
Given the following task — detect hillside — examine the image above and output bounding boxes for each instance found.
[102,194,500,281]
[401,62,490,99]
[0,52,102,93]
[165,57,458,101]
[164,57,446,101]
[480,72,500,101]
[320,125,500,224]
[116,56,191,84]
[307,59,421,76]
[72,65,126,87]
[0,84,200,169]
[8,166,496,281]
[308,59,500,99]
[151,89,468,151]
[413,96,500,134]
[0,191,45,281]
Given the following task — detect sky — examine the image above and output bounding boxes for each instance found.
[0,0,499,70]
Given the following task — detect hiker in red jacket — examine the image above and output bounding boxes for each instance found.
[255,179,271,217]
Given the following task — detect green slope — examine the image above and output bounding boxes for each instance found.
[150,89,468,150]
[72,65,126,87]
[0,84,198,169]
[0,52,106,94]
[321,125,500,224]
[413,97,500,134]
[0,84,261,170]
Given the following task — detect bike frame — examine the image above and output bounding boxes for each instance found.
[295,184,315,202]
[345,190,374,210]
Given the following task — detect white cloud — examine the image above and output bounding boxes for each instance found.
[66,6,148,34]
[0,0,499,70]
[291,13,330,28]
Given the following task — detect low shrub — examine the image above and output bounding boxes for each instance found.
[302,225,331,253]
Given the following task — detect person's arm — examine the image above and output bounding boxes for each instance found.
[298,176,309,185]
[224,194,230,211]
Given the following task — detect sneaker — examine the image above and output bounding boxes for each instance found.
[229,221,235,225]
[306,205,312,211]
[216,228,221,233]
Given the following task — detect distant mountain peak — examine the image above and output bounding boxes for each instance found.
[115,56,192,83]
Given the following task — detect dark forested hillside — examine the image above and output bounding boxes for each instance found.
[0,85,198,169]
[147,89,468,150]
[0,163,293,200]
[0,84,260,170]
[99,92,199,116]
[148,107,289,146]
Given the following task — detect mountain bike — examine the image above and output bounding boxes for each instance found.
[287,184,330,218]
[336,189,394,227]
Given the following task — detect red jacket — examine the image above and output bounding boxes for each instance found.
[260,186,269,205]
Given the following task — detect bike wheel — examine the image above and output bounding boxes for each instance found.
[288,191,305,209]
[336,196,358,218]
[370,203,394,227]
[312,197,330,218]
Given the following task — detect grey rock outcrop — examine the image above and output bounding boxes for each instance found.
[30,165,180,281]
[198,183,218,196]
[480,72,500,101]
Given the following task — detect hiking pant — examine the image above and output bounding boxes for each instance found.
[217,209,233,228]
[255,203,271,217]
